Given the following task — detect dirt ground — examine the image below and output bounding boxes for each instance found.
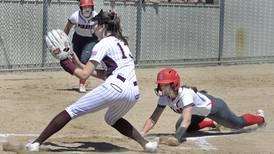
[0,63,274,154]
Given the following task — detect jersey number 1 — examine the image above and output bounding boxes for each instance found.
[117,43,133,59]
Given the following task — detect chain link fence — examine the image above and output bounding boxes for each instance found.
[222,0,274,63]
[0,0,44,70]
[1,0,274,71]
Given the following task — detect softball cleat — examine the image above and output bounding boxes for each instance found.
[144,141,158,153]
[256,109,266,127]
[25,142,40,152]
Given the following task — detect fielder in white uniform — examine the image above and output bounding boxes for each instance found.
[26,10,158,153]
[64,0,98,93]
[141,68,266,143]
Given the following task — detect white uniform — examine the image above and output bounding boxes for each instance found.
[65,36,139,125]
[158,87,213,116]
[68,10,97,37]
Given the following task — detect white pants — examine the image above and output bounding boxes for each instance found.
[65,77,140,125]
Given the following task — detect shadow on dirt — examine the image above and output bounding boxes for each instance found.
[43,141,128,152]
[147,125,259,139]
[56,88,80,92]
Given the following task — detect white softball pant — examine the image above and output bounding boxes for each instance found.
[65,76,140,126]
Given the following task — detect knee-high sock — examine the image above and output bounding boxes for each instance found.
[242,114,264,126]
[112,118,148,148]
[80,79,86,85]
[198,120,215,129]
[34,110,71,144]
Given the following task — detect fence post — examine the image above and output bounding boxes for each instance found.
[42,0,49,68]
[135,0,142,65]
[218,0,225,64]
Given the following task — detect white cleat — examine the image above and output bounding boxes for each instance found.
[256,109,266,127]
[25,142,40,152]
[256,109,264,117]
[144,141,158,153]
[79,84,86,93]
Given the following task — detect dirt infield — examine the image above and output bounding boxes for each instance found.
[0,64,274,154]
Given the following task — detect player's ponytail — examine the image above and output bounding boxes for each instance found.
[93,10,128,45]
[106,11,128,45]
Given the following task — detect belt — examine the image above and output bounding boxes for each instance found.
[117,75,138,86]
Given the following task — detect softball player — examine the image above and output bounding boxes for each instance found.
[64,0,98,93]
[26,10,158,152]
[141,68,266,143]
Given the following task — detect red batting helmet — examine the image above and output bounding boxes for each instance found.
[80,0,94,7]
[156,68,180,90]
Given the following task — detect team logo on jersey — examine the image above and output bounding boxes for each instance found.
[77,24,93,29]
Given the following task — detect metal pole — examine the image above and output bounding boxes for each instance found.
[218,0,225,64]
[42,0,49,68]
[135,0,143,65]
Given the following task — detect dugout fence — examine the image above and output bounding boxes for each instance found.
[1,0,274,71]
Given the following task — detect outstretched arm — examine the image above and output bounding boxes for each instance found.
[141,105,166,136]
[175,106,192,142]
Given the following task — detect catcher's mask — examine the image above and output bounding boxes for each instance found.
[154,68,180,96]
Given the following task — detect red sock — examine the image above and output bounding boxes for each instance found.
[198,120,215,129]
[242,114,264,126]
[79,79,86,85]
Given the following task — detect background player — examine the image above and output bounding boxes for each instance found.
[64,0,98,92]
[25,10,158,152]
[140,68,266,143]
